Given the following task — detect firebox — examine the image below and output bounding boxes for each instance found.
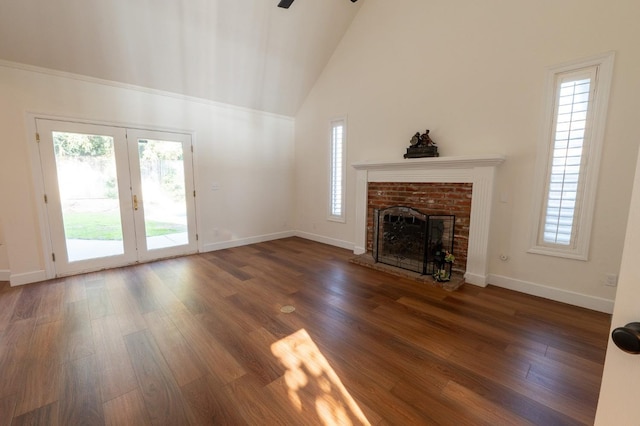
[373,206,455,279]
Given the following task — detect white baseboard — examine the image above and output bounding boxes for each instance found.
[0,269,10,281]
[464,272,489,287]
[202,231,296,253]
[488,273,614,314]
[201,229,354,252]
[294,231,354,251]
[10,269,47,286]
[353,246,366,255]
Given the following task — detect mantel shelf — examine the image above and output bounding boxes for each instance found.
[352,154,506,171]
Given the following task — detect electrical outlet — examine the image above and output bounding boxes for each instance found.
[605,273,618,287]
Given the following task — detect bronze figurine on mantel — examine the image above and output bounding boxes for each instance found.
[404,129,439,158]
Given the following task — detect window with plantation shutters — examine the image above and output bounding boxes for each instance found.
[543,72,594,245]
[530,52,614,260]
[329,118,346,222]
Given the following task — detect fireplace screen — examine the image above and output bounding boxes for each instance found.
[373,206,455,276]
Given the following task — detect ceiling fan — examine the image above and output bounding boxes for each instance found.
[278,0,358,9]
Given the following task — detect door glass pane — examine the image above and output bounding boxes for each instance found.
[137,139,189,250]
[52,132,124,261]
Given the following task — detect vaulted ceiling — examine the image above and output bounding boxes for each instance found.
[0,0,362,116]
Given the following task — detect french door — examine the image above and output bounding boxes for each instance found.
[36,119,197,276]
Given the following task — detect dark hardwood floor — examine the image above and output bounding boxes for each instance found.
[0,237,611,425]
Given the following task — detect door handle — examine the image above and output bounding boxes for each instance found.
[133,195,139,211]
[612,322,640,354]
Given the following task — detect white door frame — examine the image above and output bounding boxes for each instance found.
[26,113,200,279]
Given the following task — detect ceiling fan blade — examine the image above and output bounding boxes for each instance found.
[278,0,295,8]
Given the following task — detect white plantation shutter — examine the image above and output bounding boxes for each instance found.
[329,118,346,221]
[530,51,614,260]
[543,73,594,245]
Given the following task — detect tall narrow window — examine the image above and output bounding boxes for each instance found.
[530,52,614,260]
[329,118,346,222]
[543,71,593,245]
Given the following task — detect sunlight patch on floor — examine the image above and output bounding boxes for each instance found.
[271,328,370,426]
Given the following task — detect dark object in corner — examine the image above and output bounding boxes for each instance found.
[279,0,357,8]
[278,0,295,8]
[404,129,439,158]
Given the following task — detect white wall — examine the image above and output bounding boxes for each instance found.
[595,128,640,424]
[0,63,295,284]
[294,0,640,311]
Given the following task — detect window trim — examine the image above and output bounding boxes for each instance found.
[328,117,347,223]
[528,51,615,260]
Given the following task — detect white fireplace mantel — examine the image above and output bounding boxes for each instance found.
[352,154,505,287]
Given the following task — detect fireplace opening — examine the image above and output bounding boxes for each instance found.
[373,206,455,278]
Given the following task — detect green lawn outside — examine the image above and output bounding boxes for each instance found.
[63,211,187,240]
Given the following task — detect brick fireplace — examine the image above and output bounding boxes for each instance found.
[352,155,505,286]
[367,182,472,273]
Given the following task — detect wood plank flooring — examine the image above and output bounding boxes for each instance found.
[0,237,611,425]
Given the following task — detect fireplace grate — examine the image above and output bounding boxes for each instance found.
[373,206,455,277]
